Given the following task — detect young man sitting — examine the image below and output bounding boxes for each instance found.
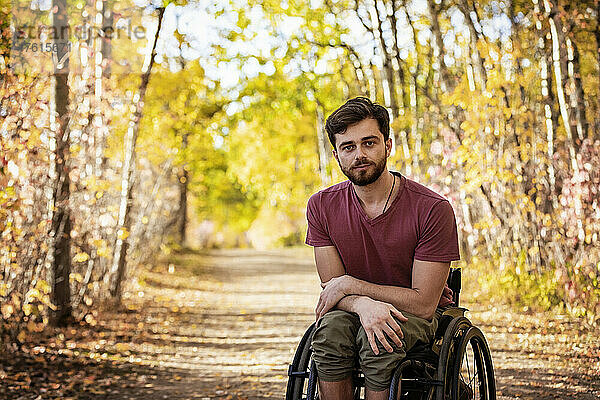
[306,97,459,400]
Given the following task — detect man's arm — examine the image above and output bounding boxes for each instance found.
[314,247,450,321]
[313,246,407,355]
[313,245,345,283]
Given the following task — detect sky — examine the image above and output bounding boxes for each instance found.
[19,0,515,93]
[150,0,513,85]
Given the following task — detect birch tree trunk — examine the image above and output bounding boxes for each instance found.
[371,0,400,119]
[50,0,72,326]
[426,0,512,241]
[351,1,379,100]
[389,0,406,110]
[107,6,165,301]
[543,0,585,243]
[426,0,465,139]
[457,0,487,90]
[536,4,560,212]
[91,0,113,176]
[566,36,588,141]
[404,5,421,175]
[544,0,581,152]
[544,0,577,167]
[315,100,330,186]
[347,50,369,95]
[426,0,454,93]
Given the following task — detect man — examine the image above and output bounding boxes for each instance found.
[305,97,459,400]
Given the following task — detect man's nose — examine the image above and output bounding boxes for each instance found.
[354,145,366,159]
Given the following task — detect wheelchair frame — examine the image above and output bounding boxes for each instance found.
[286,269,496,400]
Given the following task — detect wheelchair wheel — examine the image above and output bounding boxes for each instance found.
[436,316,472,400]
[389,358,437,400]
[286,323,318,400]
[451,326,496,400]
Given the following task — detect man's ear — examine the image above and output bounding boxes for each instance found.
[332,149,339,163]
[385,138,392,156]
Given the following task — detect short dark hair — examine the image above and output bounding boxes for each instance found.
[325,97,390,148]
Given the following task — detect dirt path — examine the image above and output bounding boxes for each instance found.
[2,248,599,399]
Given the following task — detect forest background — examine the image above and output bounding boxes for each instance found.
[1,0,599,355]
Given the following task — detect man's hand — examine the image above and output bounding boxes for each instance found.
[354,297,408,355]
[315,275,355,320]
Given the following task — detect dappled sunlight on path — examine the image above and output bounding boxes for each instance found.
[119,248,322,399]
[123,248,599,399]
[2,248,598,399]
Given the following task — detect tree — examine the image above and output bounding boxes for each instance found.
[50,0,73,327]
[107,5,165,301]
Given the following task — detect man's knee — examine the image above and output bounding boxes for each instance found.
[356,309,443,391]
[313,310,360,346]
[311,310,360,382]
[356,330,406,391]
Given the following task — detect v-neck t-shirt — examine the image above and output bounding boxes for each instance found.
[305,172,460,305]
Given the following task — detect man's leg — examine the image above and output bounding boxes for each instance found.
[312,310,361,400]
[319,377,354,400]
[364,388,390,400]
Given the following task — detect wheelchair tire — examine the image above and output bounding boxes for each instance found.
[451,326,496,400]
[286,323,317,400]
[436,316,472,400]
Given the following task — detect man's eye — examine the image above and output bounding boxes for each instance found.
[343,145,354,151]
[365,141,374,146]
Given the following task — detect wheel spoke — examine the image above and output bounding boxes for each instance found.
[451,326,496,400]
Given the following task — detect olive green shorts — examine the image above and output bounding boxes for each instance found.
[311,308,443,391]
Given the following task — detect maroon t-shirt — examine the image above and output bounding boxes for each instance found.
[305,172,460,307]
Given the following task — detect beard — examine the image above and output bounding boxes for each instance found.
[339,155,387,186]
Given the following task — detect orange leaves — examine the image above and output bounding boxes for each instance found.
[16,330,27,343]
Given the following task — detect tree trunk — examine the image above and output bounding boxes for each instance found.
[426,0,454,92]
[340,43,372,97]
[410,73,420,175]
[457,0,487,90]
[371,0,400,121]
[544,0,577,167]
[426,0,466,140]
[544,0,580,153]
[178,134,189,245]
[541,18,560,212]
[368,61,380,101]
[566,36,588,141]
[107,7,165,301]
[101,0,113,78]
[50,0,72,327]
[315,101,330,186]
[346,50,368,95]
[389,0,407,110]
[404,5,422,174]
[351,1,378,100]
[544,0,585,243]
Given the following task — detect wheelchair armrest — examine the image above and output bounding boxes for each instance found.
[440,307,467,319]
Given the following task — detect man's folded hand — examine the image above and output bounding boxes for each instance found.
[353,297,408,355]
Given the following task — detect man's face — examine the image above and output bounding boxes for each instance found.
[332,118,391,186]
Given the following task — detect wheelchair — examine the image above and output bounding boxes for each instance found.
[286,269,496,400]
